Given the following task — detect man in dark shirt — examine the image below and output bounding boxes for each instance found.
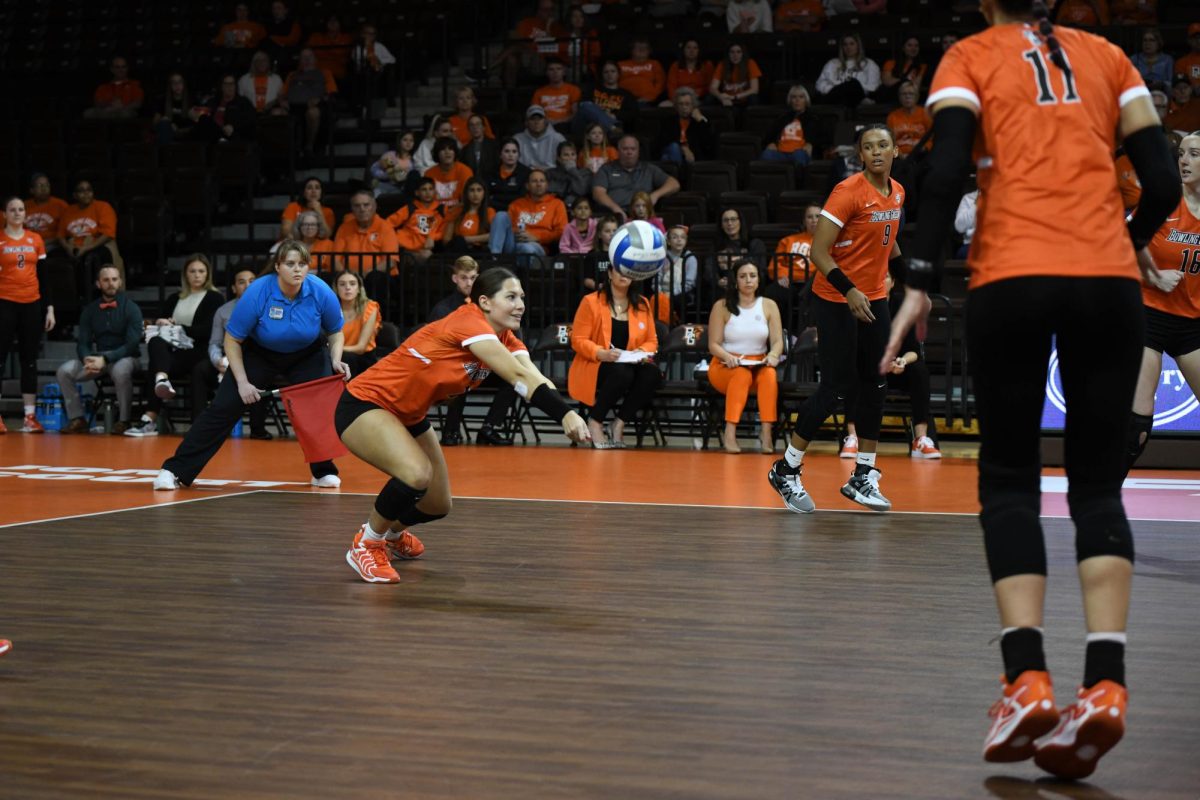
[55,265,144,434]
[592,135,680,219]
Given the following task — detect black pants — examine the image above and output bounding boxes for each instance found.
[592,362,660,423]
[163,338,337,485]
[190,359,270,433]
[146,336,208,416]
[794,295,890,442]
[816,78,866,109]
[443,374,518,432]
[0,299,43,396]
[967,276,1142,582]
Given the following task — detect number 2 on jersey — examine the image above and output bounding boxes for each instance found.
[1023,48,1079,105]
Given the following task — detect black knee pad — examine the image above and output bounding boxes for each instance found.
[1069,493,1135,564]
[374,478,427,522]
[399,508,448,526]
[979,461,1046,582]
[1125,412,1153,470]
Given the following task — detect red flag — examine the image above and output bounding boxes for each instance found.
[278,374,350,463]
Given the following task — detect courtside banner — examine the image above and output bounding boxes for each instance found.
[275,374,350,462]
[1041,346,1200,433]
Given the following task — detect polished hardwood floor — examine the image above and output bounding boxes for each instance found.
[1,492,1197,799]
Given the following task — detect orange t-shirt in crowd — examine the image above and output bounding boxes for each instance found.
[213,21,267,48]
[388,200,446,251]
[887,106,932,154]
[0,229,46,304]
[712,59,763,95]
[578,144,618,172]
[448,206,496,239]
[1165,100,1200,134]
[1113,153,1142,209]
[306,238,337,271]
[342,299,382,353]
[23,196,68,242]
[1055,0,1111,25]
[60,201,117,248]
[333,215,400,274]
[532,83,582,124]
[771,232,813,281]
[775,116,807,153]
[306,32,353,79]
[348,302,527,425]
[881,59,929,89]
[1143,197,1200,319]
[424,162,475,208]
[666,62,714,99]
[775,0,826,31]
[282,202,336,232]
[926,24,1147,289]
[506,195,568,245]
[514,16,565,54]
[1178,53,1200,88]
[618,58,666,103]
[814,172,904,304]
[94,80,144,108]
[449,113,495,147]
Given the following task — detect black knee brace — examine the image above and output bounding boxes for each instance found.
[374,478,427,522]
[979,461,1046,582]
[399,508,448,526]
[1125,412,1153,471]
[1069,491,1135,564]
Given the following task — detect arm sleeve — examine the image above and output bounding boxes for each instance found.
[908,107,978,271]
[815,61,838,95]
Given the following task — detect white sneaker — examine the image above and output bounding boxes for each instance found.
[153,469,181,490]
[123,416,159,437]
[311,474,342,488]
[911,435,942,459]
[840,434,859,458]
[154,378,176,400]
[840,468,892,511]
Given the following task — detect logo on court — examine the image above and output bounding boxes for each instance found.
[1043,347,1200,430]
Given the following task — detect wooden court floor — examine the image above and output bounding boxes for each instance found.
[1,436,1198,798]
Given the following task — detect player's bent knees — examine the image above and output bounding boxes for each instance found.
[389,457,433,490]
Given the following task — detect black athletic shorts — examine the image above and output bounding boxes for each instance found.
[333,387,432,439]
[1144,305,1200,359]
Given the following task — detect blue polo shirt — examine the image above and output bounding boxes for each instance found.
[226,273,343,353]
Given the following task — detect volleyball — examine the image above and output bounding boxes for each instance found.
[608,220,667,280]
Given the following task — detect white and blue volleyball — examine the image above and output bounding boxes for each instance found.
[608,220,667,280]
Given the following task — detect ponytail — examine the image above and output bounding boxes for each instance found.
[1032,1,1071,79]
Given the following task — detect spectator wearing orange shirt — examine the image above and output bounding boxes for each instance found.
[761,85,814,166]
[532,58,581,126]
[442,178,496,254]
[618,39,667,106]
[84,56,144,119]
[448,87,495,147]
[775,0,826,32]
[887,82,932,156]
[333,190,399,277]
[424,138,475,208]
[213,3,266,49]
[769,202,821,291]
[293,210,337,272]
[578,123,619,173]
[334,270,382,376]
[482,0,565,88]
[1177,25,1200,89]
[264,0,303,68]
[1165,74,1200,134]
[876,37,929,104]
[280,177,335,240]
[664,40,714,107]
[708,43,762,107]
[387,178,445,263]
[24,174,68,250]
[59,179,120,289]
[1053,0,1111,26]
[283,48,338,155]
[489,169,567,258]
[306,16,353,83]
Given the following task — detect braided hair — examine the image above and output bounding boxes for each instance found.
[1032,1,1071,79]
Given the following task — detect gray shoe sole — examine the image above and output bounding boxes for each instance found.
[840,482,891,511]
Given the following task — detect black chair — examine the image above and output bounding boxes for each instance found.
[71,142,113,172]
[117,142,158,171]
[519,322,582,442]
[746,160,796,199]
[687,160,739,196]
[716,132,763,173]
[160,141,209,173]
[777,189,826,223]
[718,191,769,232]
[653,322,720,445]
[118,168,164,201]
[655,191,708,228]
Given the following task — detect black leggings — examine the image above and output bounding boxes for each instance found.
[846,357,935,435]
[967,277,1142,583]
[592,362,660,423]
[0,299,43,396]
[794,295,891,442]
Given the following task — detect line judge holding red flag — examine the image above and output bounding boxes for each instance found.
[154,240,349,490]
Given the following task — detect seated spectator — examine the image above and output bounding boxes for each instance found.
[349,23,397,105]
[824,0,886,13]
[591,135,681,221]
[561,5,602,84]
[190,74,257,143]
[482,0,564,88]
[954,189,978,258]
[282,49,337,155]
[708,43,762,107]
[708,207,765,290]
[125,255,225,436]
[1151,85,1170,123]
[1132,28,1172,85]
[334,270,381,376]
[429,256,519,446]
[152,73,196,144]
[263,0,303,68]
[489,169,568,258]
[84,56,144,119]
[1165,73,1200,134]
[239,51,285,115]
[533,58,581,127]
[629,192,665,234]
[442,178,496,253]
[24,173,68,249]
[877,37,929,104]
[306,15,353,84]
[727,0,773,32]
[775,0,826,32]
[1110,0,1156,25]
[387,178,445,264]
[546,141,591,208]
[460,116,500,180]
[658,224,699,320]
[448,87,495,147]
[887,82,932,157]
[59,179,120,287]
[1178,24,1200,89]
[514,105,568,170]
[1113,148,1141,210]
[619,38,667,106]
[483,138,533,211]
[333,190,398,278]
[706,260,783,453]
[1054,0,1111,26]
[213,3,266,49]
[569,266,661,448]
[656,87,716,164]
[767,201,819,318]
[575,60,639,136]
[293,210,336,271]
[194,267,271,439]
[424,137,475,208]
[761,84,814,166]
[584,215,620,291]
[815,34,880,107]
[56,264,142,435]
[578,123,618,173]
[414,116,456,175]
[280,176,335,240]
[371,130,420,198]
[664,39,714,107]
[559,196,597,254]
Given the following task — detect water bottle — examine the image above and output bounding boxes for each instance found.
[231,419,243,438]
[103,402,114,433]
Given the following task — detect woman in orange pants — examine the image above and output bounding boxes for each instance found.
[706,260,784,453]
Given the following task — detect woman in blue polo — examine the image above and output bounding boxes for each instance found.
[154,241,349,489]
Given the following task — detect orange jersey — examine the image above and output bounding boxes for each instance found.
[448,207,496,239]
[23,196,67,241]
[307,238,337,272]
[282,202,335,232]
[0,229,45,304]
[342,299,382,353]
[507,195,568,245]
[449,113,495,147]
[771,232,813,281]
[578,144,618,173]
[814,172,904,304]
[776,117,807,154]
[1178,53,1200,89]
[618,59,666,103]
[423,162,474,208]
[348,302,527,425]
[1143,196,1200,319]
[1114,153,1141,209]
[927,24,1148,289]
[333,215,399,274]
[60,201,117,247]
[388,200,446,251]
[887,106,932,155]
[712,59,762,96]
[532,83,581,124]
